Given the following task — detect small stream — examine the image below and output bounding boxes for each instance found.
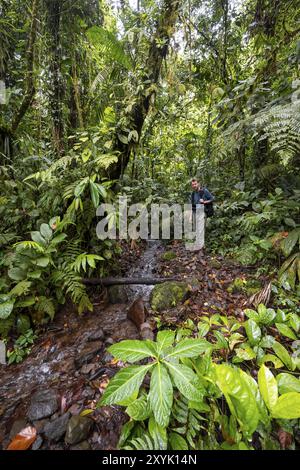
[0,240,163,448]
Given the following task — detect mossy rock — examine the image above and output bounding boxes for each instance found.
[161,251,177,261]
[150,281,190,312]
[227,278,261,295]
[210,258,222,269]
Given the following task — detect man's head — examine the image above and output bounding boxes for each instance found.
[191,178,200,191]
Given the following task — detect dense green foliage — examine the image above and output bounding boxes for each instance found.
[0,0,300,449]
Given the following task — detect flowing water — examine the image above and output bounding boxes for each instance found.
[0,240,163,447]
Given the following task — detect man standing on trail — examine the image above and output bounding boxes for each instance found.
[189,178,215,251]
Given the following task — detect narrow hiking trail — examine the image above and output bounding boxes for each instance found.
[0,241,261,450]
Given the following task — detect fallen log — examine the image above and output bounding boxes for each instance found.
[82,277,178,286]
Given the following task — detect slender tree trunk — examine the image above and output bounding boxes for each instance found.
[109,0,181,181]
[45,0,64,156]
[11,0,39,133]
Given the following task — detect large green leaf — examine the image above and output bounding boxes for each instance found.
[108,340,157,363]
[272,342,295,371]
[244,319,261,346]
[275,323,297,340]
[126,394,151,421]
[148,363,173,427]
[99,364,153,405]
[281,229,300,257]
[258,365,278,411]
[165,338,211,359]
[148,416,168,450]
[244,308,259,322]
[169,432,189,450]
[276,373,300,394]
[156,330,175,355]
[272,392,300,419]
[289,313,300,333]
[214,364,259,435]
[165,361,204,401]
[31,231,47,246]
[40,223,53,241]
[8,267,27,281]
[90,180,100,208]
[0,294,15,319]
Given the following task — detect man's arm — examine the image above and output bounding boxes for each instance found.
[203,188,214,203]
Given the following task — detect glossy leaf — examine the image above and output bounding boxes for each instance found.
[108,339,157,362]
[165,361,204,401]
[148,363,173,427]
[276,373,300,394]
[244,319,261,346]
[99,363,153,405]
[156,330,175,354]
[272,392,300,419]
[165,338,211,359]
[275,323,297,340]
[258,365,278,410]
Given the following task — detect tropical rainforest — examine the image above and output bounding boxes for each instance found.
[0,0,300,453]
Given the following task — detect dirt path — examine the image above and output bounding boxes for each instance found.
[0,241,259,450]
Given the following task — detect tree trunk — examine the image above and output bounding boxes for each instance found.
[108,0,181,181]
[82,276,178,286]
[45,0,65,156]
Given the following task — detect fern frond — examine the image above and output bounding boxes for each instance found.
[87,26,132,69]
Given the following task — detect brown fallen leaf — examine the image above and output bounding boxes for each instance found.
[7,426,37,450]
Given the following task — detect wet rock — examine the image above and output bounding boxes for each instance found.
[43,412,70,442]
[150,281,190,312]
[65,416,94,445]
[80,364,95,375]
[0,340,6,365]
[32,435,43,450]
[105,337,114,346]
[28,389,58,421]
[33,418,49,433]
[127,297,146,329]
[9,418,28,439]
[102,351,114,363]
[68,404,83,416]
[108,285,128,304]
[88,328,105,342]
[70,440,91,450]
[140,322,154,341]
[75,341,103,368]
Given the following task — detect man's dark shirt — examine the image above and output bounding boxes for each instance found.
[190,188,214,212]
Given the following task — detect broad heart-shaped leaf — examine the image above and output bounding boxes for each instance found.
[275,323,297,340]
[108,340,157,363]
[258,365,278,411]
[214,364,259,436]
[40,223,53,241]
[33,256,50,268]
[0,295,15,319]
[99,364,153,406]
[276,373,300,394]
[148,363,173,428]
[164,361,204,401]
[156,330,175,355]
[272,341,295,371]
[126,394,151,421]
[50,233,67,246]
[164,338,211,359]
[169,432,189,450]
[244,319,261,346]
[272,392,300,419]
